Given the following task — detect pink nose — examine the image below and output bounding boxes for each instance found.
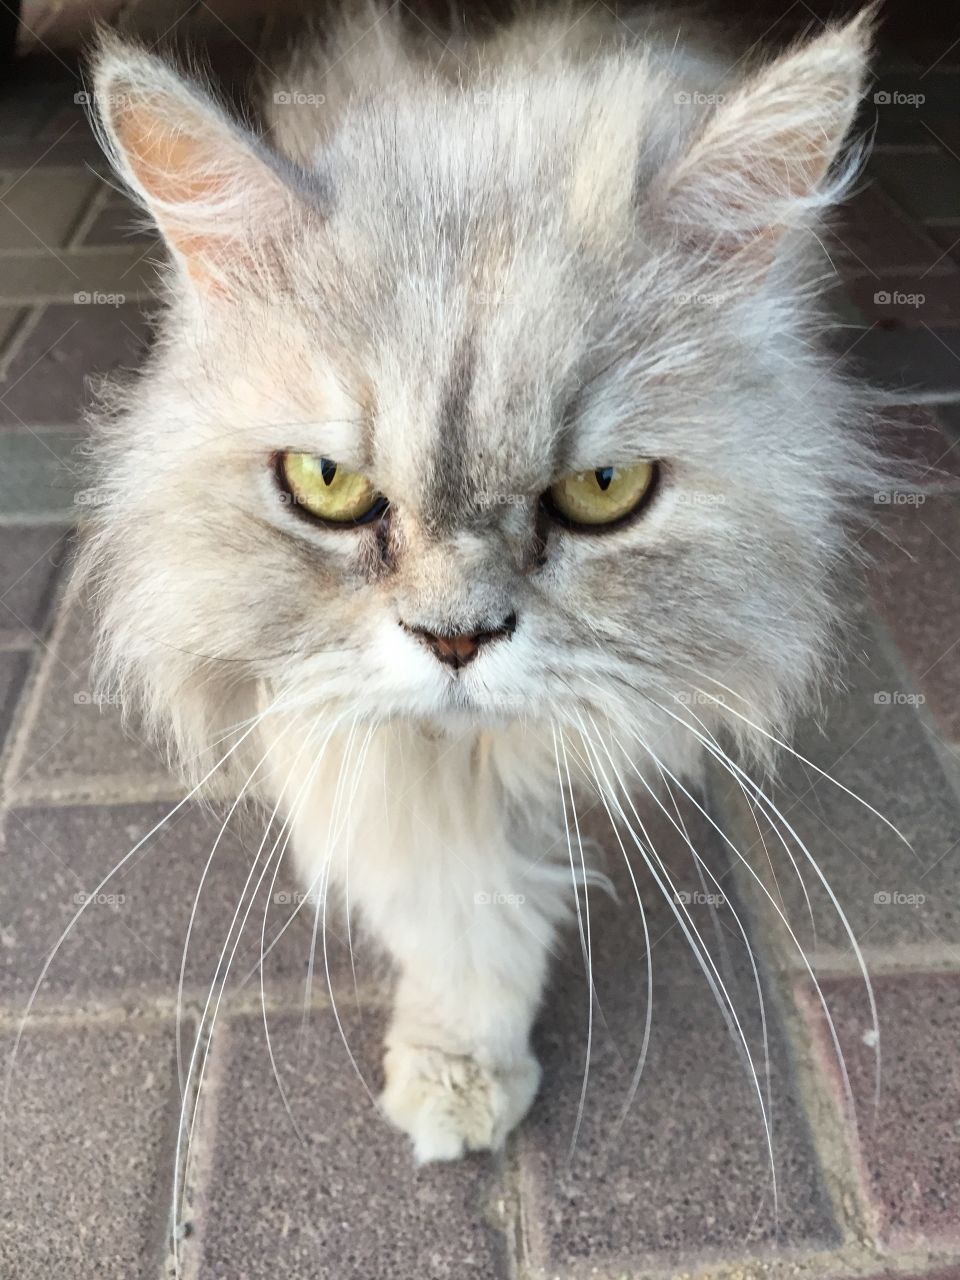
[404,613,517,669]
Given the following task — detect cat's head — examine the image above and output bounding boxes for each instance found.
[81,11,878,784]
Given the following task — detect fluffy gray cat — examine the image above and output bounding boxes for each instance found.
[80,2,879,1164]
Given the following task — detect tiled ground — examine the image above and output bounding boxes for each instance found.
[1,6,959,1280]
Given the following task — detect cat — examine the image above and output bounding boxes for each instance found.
[81,2,880,1164]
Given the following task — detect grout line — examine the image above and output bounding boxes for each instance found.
[65,179,111,250]
[0,984,391,1030]
[868,610,960,809]
[0,304,44,384]
[705,768,875,1247]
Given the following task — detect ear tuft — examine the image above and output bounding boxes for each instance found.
[655,8,874,261]
[88,32,303,292]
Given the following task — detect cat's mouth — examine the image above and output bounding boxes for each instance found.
[432,670,527,725]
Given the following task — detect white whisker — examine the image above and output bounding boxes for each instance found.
[552,724,594,1160]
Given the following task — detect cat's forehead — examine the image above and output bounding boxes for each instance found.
[298,225,609,517]
[369,317,565,531]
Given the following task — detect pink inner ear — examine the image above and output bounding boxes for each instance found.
[657,15,870,264]
[112,97,233,284]
[109,90,284,291]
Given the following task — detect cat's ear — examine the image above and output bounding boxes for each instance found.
[655,9,873,264]
[89,35,304,292]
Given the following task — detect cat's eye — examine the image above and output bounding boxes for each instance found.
[545,461,656,529]
[278,452,386,525]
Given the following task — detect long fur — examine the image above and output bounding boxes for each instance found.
[78,3,883,1163]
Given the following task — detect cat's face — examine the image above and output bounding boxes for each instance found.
[83,14,876,772]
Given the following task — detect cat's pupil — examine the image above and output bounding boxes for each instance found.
[595,467,615,492]
[320,458,337,486]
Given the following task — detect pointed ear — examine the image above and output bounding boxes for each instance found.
[655,9,874,263]
[89,35,305,292]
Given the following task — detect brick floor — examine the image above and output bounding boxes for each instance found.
[799,975,960,1248]
[2,11,960,1280]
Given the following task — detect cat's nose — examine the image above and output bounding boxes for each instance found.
[404,612,517,669]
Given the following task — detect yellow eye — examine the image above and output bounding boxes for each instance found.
[279,453,385,524]
[546,462,656,528]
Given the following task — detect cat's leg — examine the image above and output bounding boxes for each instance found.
[376,883,561,1162]
[270,720,567,1162]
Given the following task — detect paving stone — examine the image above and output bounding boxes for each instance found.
[926,221,960,267]
[870,70,960,132]
[875,403,960,489]
[846,272,960,328]
[846,325,960,396]
[871,150,960,224]
[0,249,160,307]
[713,613,960,961]
[0,140,111,170]
[0,798,357,1004]
[81,196,158,247]
[0,65,75,140]
[519,809,837,1273]
[869,494,960,743]
[799,974,960,1247]
[5,591,175,799]
[37,98,100,141]
[0,428,83,520]
[0,301,153,427]
[853,1270,960,1280]
[0,1018,176,1279]
[0,304,27,352]
[195,1008,511,1280]
[0,524,69,640]
[0,167,99,250]
[834,186,948,277]
[0,650,30,755]
[937,401,960,443]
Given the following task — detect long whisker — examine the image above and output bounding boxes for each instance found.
[639,694,875,1122]
[173,716,334,1274]
[551,724,594,1159]
[673,665,911,851]
[572,711,776,1215]
[591,711,778,1227]
[646,679,818,959]
[256,717,349,1163]
[320,722,381,1110]
[2,709,270,1161]
[175,717,294,1095]
[301,715,361,1056]
[559,729,655,1133]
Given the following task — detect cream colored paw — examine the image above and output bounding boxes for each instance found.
[380,1042,541,1163]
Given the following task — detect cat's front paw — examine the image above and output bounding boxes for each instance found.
[380,1041,541,1163]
